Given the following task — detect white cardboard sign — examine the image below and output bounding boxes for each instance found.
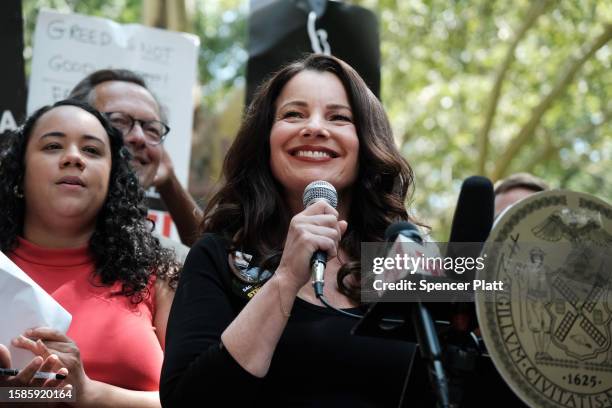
[28,9,200,190]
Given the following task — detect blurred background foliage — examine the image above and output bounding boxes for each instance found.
[22,0,611,240]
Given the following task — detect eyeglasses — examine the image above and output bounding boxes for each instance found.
[105,112,170,145]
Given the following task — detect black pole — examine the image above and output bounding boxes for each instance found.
[0,0,26,137]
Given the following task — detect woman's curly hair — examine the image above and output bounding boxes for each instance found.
[0,99,179,303]
[201,54,417,302]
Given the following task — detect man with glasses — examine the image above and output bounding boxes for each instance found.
[70,69,201,258]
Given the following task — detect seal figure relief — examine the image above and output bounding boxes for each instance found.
[476,190,612,408]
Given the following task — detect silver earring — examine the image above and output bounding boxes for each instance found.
[13,185,24,199]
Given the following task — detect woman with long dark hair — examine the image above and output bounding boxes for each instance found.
[0,99,178,407]
[161,54,416,406]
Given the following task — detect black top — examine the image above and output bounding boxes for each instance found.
[160,234,416,407]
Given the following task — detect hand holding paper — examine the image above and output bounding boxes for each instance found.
[0,250,72,369]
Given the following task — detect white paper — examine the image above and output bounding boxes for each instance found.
[0,251,72,369]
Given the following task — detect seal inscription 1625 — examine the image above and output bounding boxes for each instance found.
[476,190,612,408]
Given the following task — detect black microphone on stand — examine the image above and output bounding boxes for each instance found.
[302,180,338,298]
[447,175,494,265]
[446,176,494,334]
[443,176,494,406]
[385,222,451,408]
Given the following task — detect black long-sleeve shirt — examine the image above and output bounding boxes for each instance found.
[160,234,416,407]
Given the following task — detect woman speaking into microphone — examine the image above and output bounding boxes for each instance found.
[161,54,417,406]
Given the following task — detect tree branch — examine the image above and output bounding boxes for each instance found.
[477,0,551,175]
[524,129,556,173]
[143,0,191,32]
[492,23,612,181]
[525,105,610,176]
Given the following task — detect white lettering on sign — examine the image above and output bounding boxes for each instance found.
[0,110,18,133]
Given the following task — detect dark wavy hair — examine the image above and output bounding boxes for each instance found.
[201,54,415,301]
[0,99,179,302]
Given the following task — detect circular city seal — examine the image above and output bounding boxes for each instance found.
[476,190,612,408]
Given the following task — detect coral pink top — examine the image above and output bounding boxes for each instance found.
[9,237,163,391]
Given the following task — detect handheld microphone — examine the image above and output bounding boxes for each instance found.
[302,180,338,298]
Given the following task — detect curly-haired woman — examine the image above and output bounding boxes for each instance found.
[0,99,178,407]
[161,54,417,406]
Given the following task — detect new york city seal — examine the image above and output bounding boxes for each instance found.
[476,190,612,408]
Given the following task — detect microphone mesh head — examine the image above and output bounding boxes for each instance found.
[302,180,338,209]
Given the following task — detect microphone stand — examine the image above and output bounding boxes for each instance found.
[412,302,451,408]
[352,222,453,407]
[352,295,453,408]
